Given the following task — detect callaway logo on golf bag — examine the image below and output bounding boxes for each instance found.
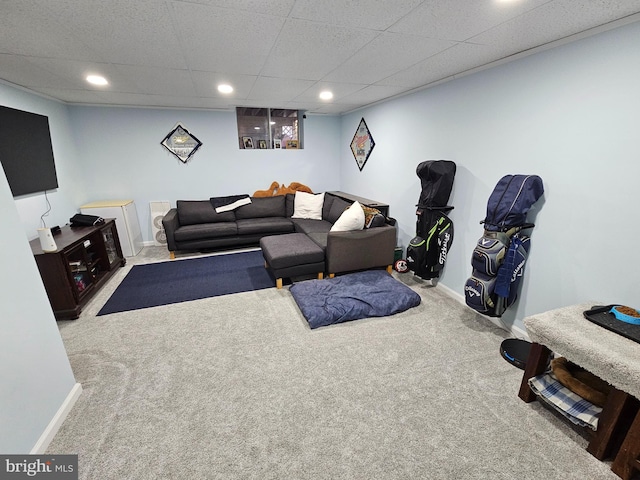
[464,174,543,317]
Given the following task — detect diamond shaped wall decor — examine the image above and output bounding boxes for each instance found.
[161,124,203,164]
[350,118,375,172]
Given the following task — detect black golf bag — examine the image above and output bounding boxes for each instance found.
[407,160,456,280]
[464,174,544,317]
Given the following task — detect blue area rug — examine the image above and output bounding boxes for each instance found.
[97,250,274,316]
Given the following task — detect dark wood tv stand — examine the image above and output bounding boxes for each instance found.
[30,219,125,320]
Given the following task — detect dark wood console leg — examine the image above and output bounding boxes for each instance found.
[518,342,551,403]
[612,408,640,480]
[588,388,640,461]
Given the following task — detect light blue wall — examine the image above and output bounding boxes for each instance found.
[340,20,640,331]
[68,107,341,241]
[0,100,77,451]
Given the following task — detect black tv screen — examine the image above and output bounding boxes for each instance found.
[0,105,58,197]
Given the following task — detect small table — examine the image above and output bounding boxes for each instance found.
[518,304,640,474]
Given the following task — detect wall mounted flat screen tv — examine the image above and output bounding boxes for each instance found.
[0,105,58,197]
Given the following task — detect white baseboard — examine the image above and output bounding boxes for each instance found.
[435,282,530,341]
[30,383,83,454]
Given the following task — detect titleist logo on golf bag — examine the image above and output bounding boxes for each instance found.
[438,232,450,265]
[408,160,456,281]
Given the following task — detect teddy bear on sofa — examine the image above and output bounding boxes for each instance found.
[253,181,313,197]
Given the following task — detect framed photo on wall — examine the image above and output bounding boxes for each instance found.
[350,118,375,171]
[161,123,203,164]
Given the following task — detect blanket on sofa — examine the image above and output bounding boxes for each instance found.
[210,194,251,213]
[290,270,421,329]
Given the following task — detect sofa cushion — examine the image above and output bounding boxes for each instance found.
[327,197,352,224]
[285,194,295,218]
[235,196,285,219]
[174,222,238,242]
[177,200,235,225]
[236,217,295,235]
[307,232,328,250]
[330,201,365,232]
[291,218,333,235]
[292,191,325,220]
[322,194,335,220]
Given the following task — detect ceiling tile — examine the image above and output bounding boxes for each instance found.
[17,58,143,93]
[323,32,456,84]
[470,0,640,50]
[306,103,358,115]
[27,88,110,104]
[259,18,379,79]
[191,71,257,99]
[0,1,102,60]
[376,42,501,88]
[289,0,423,30]
[293,82,368,102]
[0,55,76,90]
[42,0,187,68]
[248,77,316,103]
[171,3,285,74]
[172,0,296,16]
[337,85,407,105]
[113,65,196,96]
[388,0,550,41]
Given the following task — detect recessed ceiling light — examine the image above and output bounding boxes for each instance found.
[319,91,333,100]
[218,84,233,94]
[86,75,108,86]
[254,126,260,130]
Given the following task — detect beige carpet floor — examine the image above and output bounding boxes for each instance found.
[47,246,618,480]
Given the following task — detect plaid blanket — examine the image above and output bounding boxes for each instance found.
[528,373,601,430]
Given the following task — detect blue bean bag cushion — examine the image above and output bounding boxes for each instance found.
[290,270,421,329]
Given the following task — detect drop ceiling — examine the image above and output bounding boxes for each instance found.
[1,0,640,115]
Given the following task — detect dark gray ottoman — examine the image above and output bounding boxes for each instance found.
[260,233,325,289]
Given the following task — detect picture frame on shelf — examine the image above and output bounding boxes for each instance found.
[285,139,299,149]
[273,139,282,149]
[258,139,267,149]
[242,136,254,149]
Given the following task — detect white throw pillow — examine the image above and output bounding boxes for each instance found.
[291,191,325,220]
[330,201,365,232]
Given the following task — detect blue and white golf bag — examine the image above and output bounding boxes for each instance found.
[464,174,544,317]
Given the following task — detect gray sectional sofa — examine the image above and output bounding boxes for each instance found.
[162,192,396,276]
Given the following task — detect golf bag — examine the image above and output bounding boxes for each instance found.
[464,174,544,317]
[407,160,456,280]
